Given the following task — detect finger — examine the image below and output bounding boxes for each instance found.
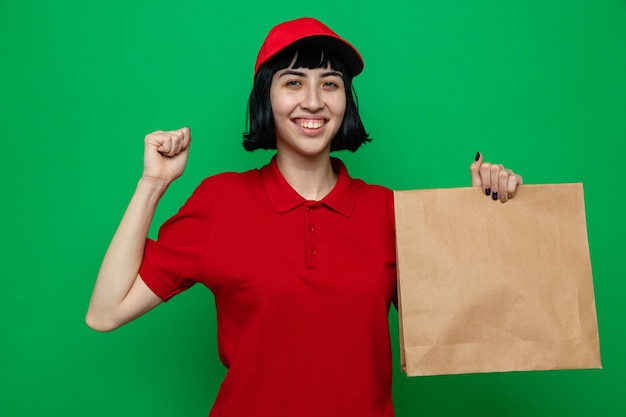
[498,168,511,203]
[157,134,175,156]
[490,164,502,200]
[178,126,192,152]
[506,173,522,199]
[159,130,187,156]
[145,130,165,147]
[146,131,171,154]
[480,162,492,196]
[470,152,482,187]
[180,126,191,141]
[172,130,184,155]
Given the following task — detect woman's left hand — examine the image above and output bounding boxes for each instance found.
[470,152,523,203]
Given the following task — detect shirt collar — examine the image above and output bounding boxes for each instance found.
[260,156,356,217]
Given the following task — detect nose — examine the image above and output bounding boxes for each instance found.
[301,84,323,112]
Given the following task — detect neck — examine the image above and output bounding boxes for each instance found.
[275,153,338,201]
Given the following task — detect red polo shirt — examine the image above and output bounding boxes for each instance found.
[140,157,397,417]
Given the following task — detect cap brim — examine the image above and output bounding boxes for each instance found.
[286,35,364,77]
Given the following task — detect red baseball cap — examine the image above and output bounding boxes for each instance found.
[254,17,364,78]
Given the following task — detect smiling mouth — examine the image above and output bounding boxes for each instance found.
[294,119,326,129]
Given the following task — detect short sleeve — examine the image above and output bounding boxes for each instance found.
[139,180,213,301]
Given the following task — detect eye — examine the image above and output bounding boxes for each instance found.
[322,79,343,90]
[286,80,301,87]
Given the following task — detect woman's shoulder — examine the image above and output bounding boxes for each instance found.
[177,168,264,209]
[334,158,392,197]
[197,167,263,190]
[350,177,393,199]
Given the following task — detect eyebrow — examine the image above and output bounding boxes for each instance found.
[278,69,344,78]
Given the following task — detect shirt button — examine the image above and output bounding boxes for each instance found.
[308,225,315,232]
[310,249,317,256]
[307,207,314,213]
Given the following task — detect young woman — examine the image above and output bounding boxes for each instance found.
[86,17,521,417]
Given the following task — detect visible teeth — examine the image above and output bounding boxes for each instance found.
[298,120,323,129]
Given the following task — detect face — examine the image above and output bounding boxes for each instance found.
[270,61,347,159]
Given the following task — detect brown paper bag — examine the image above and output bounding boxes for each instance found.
[394,184,601,376]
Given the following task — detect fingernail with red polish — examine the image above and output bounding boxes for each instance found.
[492,191,498,201]
[475,152,481,161]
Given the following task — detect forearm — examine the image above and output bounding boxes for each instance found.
[86,178,168,329]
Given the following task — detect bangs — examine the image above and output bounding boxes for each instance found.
[268,46,349,77]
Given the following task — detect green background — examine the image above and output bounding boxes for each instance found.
[1,0,624,415]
